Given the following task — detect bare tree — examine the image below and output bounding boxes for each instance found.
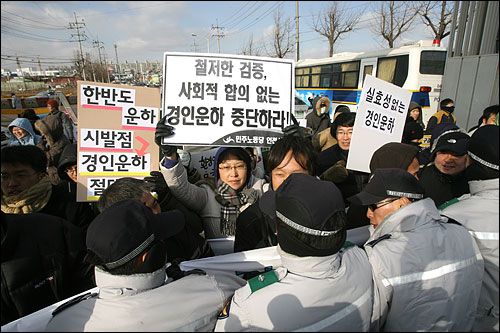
[239,33,263,56]
[371,1,423,48]
[311,1,363,57]
[418,1,454,40]
[266,9,295,58]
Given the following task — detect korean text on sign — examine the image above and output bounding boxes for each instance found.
[81,84,136,107]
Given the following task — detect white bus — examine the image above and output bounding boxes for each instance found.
[295,40,447,126]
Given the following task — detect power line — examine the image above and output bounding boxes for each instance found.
[1,9,67,28]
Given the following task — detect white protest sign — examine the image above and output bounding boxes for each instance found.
[161,52,294,147]
[346,75,411,173]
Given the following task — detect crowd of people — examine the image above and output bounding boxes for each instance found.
[1,97,499,332]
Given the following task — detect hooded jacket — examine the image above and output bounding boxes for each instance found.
[215,245,373,332]
[56,143,77,182]
[365,198,484,331]
[160,147,266,239]
[45,266,245,332]
[35,115,71,185]
[7,118,42,146]
[441,178,499,332]
[306,97,331,136]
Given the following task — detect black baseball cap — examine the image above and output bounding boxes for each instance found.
[348,168,425,206]
[260,173,346,257]
[86,199,185,270]
[430,129,470,157]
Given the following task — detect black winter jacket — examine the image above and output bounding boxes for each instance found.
[1,212,94,325]
[234,199,277,252]
[418,164,470,207]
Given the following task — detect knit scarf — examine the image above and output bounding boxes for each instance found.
[1,176,52,214]
[215,179,258,236]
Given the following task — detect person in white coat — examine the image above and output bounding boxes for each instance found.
[215,173,373,332]
[44,199,245,332]
[441,125,499,332]
[348,168,484,332]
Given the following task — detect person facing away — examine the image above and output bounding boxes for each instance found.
[426,98,457,134]
[216,173,373,332]
[234,134,318,252]
[11,92,22,109]
[305,95,331,136]
[46,99,75,143]
[1,211,95,326]
[44,199,246,332]
[441,125,499,332]
[418,128,471,207]
[348,168,484,331]
[35,114,71,186]
[7,117,42,147]
[96,177,213,262]
[1,145,96,231]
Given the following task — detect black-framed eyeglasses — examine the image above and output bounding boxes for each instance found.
[368,198,399,212]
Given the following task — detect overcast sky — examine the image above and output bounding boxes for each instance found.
[1,1,443,71]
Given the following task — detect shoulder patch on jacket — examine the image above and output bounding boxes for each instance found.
[248,270,278,293]
[342,240,356,248]
[438,197,459,210]
[366,234,391,247]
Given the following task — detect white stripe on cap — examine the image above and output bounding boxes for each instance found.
[468,151,499,170]
[381,252,483,287]
[386,190,423,199]
[276,211,340,237]
[105,234,155,269]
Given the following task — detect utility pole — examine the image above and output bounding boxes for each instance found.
[114,44,121,74]
[68,12,87,80]
[37,57,43,76]
[296,1,300,62]
[211,19,224,53]
[93,37,104,82]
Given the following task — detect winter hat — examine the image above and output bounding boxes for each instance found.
[86,199,184,270]
[430,129,470,158]
[260,173,346,257]
[47,99,59,108]
[348,168,425,206]
[408,101,422,113]
[369,142,420,174]
[467,125,499,171]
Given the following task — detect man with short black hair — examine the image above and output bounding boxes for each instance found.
[348,168,484,331]
[216,173,373,331]
[45,199,245,332]
[418,129,471,207]
[441,125,499,332]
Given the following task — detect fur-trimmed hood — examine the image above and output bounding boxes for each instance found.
[315,97,331,116]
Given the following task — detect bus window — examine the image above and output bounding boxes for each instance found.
[376,55,409,87]
[321,75,331,87]
[311,74,320,87]
[420,51,446,75]
[295,67,311,87]
[363,65,373,85]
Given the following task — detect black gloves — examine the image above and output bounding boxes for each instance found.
[282,114,313,139]
[154,115,178,157]
[144,171,171,204]
[320,160,349,183]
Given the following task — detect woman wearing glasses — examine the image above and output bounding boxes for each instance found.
[159,145,266,239]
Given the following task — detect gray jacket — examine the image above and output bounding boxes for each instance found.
[214,245,373,332]
[160,159,266,239]
[365,198,484,331]
[45,266,245,332]
[441,178,499,332]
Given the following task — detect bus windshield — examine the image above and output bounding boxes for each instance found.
[420,51,447,75]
